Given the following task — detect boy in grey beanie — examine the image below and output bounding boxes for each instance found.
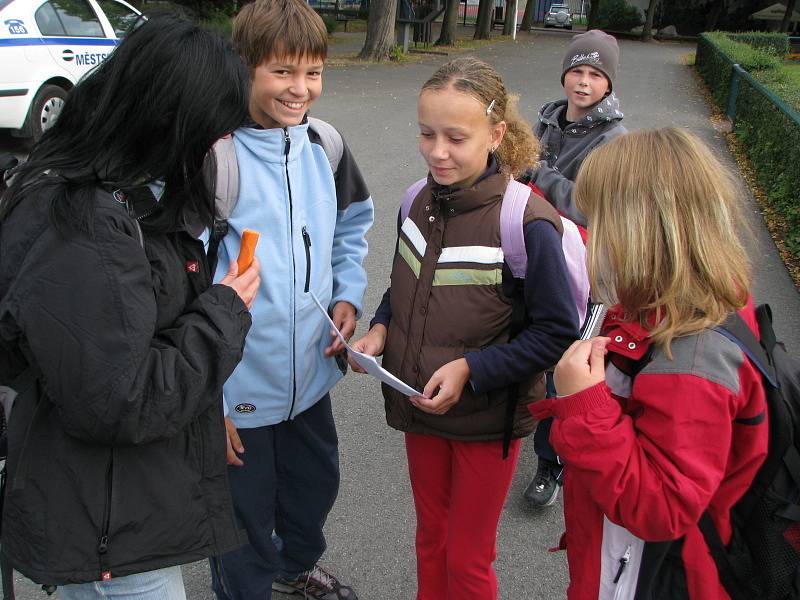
[521,29,626,510]
[523,29,626,229]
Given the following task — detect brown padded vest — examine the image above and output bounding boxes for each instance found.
[382,172,563,441]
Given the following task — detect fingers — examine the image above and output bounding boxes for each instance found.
[589,337,610,374]
[225,417,244,467]
[218,260,239,286]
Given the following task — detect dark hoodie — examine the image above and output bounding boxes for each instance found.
[528,92,626,227]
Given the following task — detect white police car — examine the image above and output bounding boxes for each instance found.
[0,0,141,139]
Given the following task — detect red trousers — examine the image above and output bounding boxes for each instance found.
[405,432,522,600]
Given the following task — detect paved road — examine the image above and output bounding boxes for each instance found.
[10,30,800,600]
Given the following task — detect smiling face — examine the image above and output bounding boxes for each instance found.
[563,64,610,121]
[418,87,506,189]
[248,53,323,129]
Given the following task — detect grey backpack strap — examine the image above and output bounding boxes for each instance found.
[401,178,427,223]
[207,134,239,273]
[308,117,343,174]
[212,134,239,221]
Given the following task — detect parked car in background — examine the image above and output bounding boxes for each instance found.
[544,3,572,29]
[0,0,141,140]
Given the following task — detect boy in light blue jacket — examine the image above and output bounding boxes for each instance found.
[208,1,373,599]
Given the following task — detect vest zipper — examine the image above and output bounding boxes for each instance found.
[302,226,312,293]
[284,129,298,419]
[98,450,114,578]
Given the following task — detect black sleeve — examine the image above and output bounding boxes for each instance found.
[10,205,251,446]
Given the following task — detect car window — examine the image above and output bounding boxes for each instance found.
[35,0,104,37]
[96,0,139,37]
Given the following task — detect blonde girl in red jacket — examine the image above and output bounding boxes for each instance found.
[531,127,769,599]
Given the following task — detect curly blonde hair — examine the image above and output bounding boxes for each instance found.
[421,57,539,178]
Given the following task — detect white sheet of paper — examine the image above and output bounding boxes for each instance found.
[310,292,422,397]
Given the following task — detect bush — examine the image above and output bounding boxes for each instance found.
[734,77,800,256]
[696,31,800,260]
[595,0,643,32]
[200,10,233,38]
[321,14,337,35]
[729,32,790,57]
[696,32,781,107]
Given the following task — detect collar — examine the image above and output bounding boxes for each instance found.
[428,159,506,216]
[601,305,652,360]
[235,118,310,164]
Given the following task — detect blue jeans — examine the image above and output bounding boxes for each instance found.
[57,566,185,600]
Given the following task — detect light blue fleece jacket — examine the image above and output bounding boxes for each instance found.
[214,120,374,427]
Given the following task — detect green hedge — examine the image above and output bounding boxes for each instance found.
[734,78,800,255]
[696,32,800,259]
[729,31,790,57]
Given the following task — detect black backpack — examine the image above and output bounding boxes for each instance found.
[702,304,800,600]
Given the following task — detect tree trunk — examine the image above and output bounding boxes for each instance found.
[359,0,399,60]
[587,0,600,29]
[436,0,460,45]
[474,0,493,39]
[519,0,535,31]
[641,0,659,41]
[782,0,798,33]
[502,0,516,35]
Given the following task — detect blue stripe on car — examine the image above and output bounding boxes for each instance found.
[0,37,118,47]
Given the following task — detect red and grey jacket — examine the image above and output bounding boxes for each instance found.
[530,303,768,599]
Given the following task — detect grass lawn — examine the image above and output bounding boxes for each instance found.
[780,61,800,86]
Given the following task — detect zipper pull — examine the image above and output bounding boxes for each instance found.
[302,226,312,293]
[284,129,291,156]
[613,545,631,584]
[98,535,109,554]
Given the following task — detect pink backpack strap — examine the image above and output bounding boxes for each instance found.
[559,216,590,326]
[500,179,530,279]
[401,178,428,223]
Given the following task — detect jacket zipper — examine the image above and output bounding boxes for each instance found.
[284,129,298,420]
[302,226,312,293]
[98,450,114,577]
[612,544,632,600]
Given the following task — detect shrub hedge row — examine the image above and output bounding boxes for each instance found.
[729,31,790,57]
[696,32,800,259]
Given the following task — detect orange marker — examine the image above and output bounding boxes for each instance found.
[236,229,260,274]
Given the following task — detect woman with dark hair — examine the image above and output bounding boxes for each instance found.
[0,15,259,600]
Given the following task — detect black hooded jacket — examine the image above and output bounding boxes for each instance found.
[0,181,249,585]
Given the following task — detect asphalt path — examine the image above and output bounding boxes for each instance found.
[9,30,800,599]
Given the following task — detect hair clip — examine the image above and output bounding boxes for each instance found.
[486,99,496,116]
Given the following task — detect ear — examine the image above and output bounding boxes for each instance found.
[490,120,507,151]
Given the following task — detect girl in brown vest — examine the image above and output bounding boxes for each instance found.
[349,58,579,599]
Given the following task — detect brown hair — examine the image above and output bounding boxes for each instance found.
[232,0,328,69]
[421,57,539,178]
[574,128,752,356]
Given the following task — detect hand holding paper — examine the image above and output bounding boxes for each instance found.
[309,292,421,397]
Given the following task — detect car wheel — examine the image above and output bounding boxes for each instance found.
[29,84,67,141]
[567,25,573,29]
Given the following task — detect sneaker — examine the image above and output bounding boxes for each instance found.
[523,457,562,508]
[272,564,358,600]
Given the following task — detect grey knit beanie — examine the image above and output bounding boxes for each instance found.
[561,30,619,91]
